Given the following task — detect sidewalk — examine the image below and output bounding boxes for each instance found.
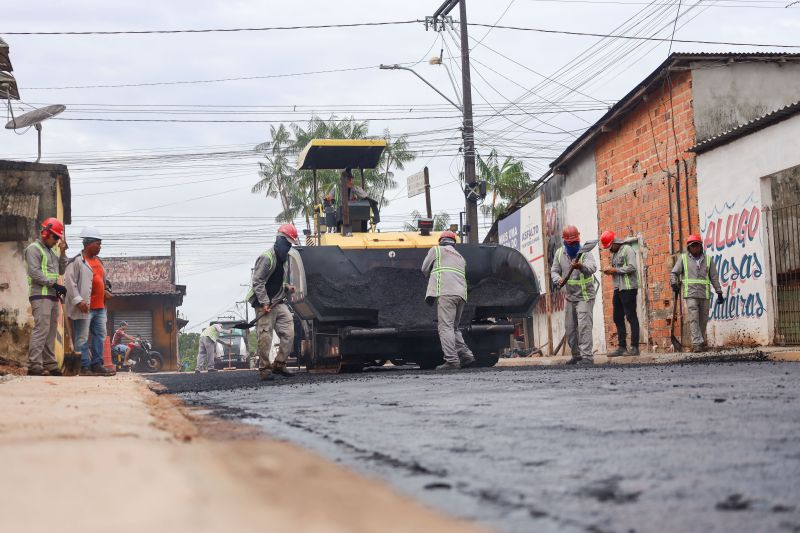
[0,374,484,533]
[496,346,800,367]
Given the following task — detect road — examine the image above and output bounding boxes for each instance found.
[150,362,800,533]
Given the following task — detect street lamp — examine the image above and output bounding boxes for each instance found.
[379,64,461,112]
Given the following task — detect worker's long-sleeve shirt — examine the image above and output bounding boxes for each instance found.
[611,244,639,290]
[250,247,289,306]
[551,246,598,302]
[25,238,66,298]
[670,252,722,299]
[422,244,468,301]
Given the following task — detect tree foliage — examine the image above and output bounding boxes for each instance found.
[252,116,416,228]
[179,332,200,371]
[404,210,451,232]
[477,149,533,223]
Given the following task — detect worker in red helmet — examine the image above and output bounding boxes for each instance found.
[670,234,723,352]
[550,225,597,364]
[248,223,300,380]
[600,230,640,357]
[25,218,68,376]
[421,230,476,370]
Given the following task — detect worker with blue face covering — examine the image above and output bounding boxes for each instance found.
[550,225,597,364]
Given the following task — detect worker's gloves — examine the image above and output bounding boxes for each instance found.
[52,283,67,297]
[716,292,725,303]
[425,296,435,307]
[671,283,680,294]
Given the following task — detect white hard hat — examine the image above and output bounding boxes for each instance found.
[80,227,103,240]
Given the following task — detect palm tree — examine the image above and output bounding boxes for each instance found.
[253,116,416,228]
[477,149,532,223]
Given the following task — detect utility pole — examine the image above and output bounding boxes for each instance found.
[431,0,479,243]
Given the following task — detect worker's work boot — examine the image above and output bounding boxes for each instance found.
[259,370,274,381]
[27,367,44,376]
[91,364,116,377]
[608,347,626,357]
[460,355,476,368]
[691,344,704,353]
[44,368,62,377]
[207,367,218,373]
[565,355,582,365]
[626,347,640,356]
[79,366,93,376]
[271,363,294,377]
[435,361,461,371]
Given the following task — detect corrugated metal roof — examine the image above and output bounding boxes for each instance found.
[0,193,39,218]
[549,52,800,171]
[689,101,800,154]
[104,256,184,296]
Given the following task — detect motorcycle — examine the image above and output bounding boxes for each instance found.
[114,338,164,373]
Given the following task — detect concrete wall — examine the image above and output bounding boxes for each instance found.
[696,112,800,346]
[0,161,70,365]
[691,60,800,142]
[538,149,606,355]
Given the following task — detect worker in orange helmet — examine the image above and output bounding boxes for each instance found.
[550,225,597,364]
[421,230,475,370]
[248,224,299,380]
[25,218,68,376]
[670,234,723,352]
[600,230,640,356]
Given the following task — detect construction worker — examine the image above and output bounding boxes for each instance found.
[249,224,299,380]
[551,225,597,364]
[326,168,380,232]
[670,234,723,352]
[421,230,476,370]
[25,218,67,376]
[600,230,640,356]
[196,323,222,373]
[66,227,115,376]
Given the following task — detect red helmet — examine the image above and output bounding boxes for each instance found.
[687,234,702,246]
[277,223,299,245]
[562,225,580,244]
[600,230,616,249]
[40,217,64,239]
[439,230,458,243]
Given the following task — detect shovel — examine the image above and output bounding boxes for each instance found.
[670,294,683,352]
[557,240,599,289]
[232,310,268,330]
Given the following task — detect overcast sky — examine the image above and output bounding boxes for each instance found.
[2,0,797,331]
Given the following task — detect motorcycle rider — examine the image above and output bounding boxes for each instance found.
[25,218,67,376]
[249,224,299,381]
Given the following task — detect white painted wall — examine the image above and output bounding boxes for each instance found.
[0,242,33,328]
[696,112,800,346]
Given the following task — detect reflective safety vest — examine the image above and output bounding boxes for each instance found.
[555,248,592,301]
[681,253,712,299]
[28,240,59,297]
[432,245,468,300]
[618,244,635,290]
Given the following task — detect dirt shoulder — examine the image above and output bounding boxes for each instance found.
[0,374,485,533]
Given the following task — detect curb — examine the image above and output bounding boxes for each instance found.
[496,349,800,367]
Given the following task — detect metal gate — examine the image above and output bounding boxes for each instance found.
[771,203,800,344]
[111,311,153,342]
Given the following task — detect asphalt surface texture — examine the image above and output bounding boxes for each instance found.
[150,362,800,533]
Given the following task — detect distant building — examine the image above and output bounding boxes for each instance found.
[104,246,186,370]
[0,160,71,365]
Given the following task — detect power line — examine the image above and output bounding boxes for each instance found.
[3,20,419,36]
[467,22,800,48]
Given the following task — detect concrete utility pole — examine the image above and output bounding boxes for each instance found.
[431,0,478,243]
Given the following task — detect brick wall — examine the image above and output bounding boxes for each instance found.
[594,70,698,350]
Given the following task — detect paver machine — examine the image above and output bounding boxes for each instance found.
[286,139,540,372]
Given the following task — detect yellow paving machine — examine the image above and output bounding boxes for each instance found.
[286,139,540,372]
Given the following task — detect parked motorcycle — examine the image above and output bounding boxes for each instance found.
[114,338,163,373]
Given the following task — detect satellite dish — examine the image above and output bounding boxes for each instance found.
[5,104,66,163]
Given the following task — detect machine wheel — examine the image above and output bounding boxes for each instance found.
[473,352,499,368]
[144,352,164,373]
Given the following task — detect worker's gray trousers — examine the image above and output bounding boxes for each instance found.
[565,298,595,357]
[257,303,294,372]
[685,297,710,347]
[28,298,60,371]
[437,295,474,365]
[196,336,217,371]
